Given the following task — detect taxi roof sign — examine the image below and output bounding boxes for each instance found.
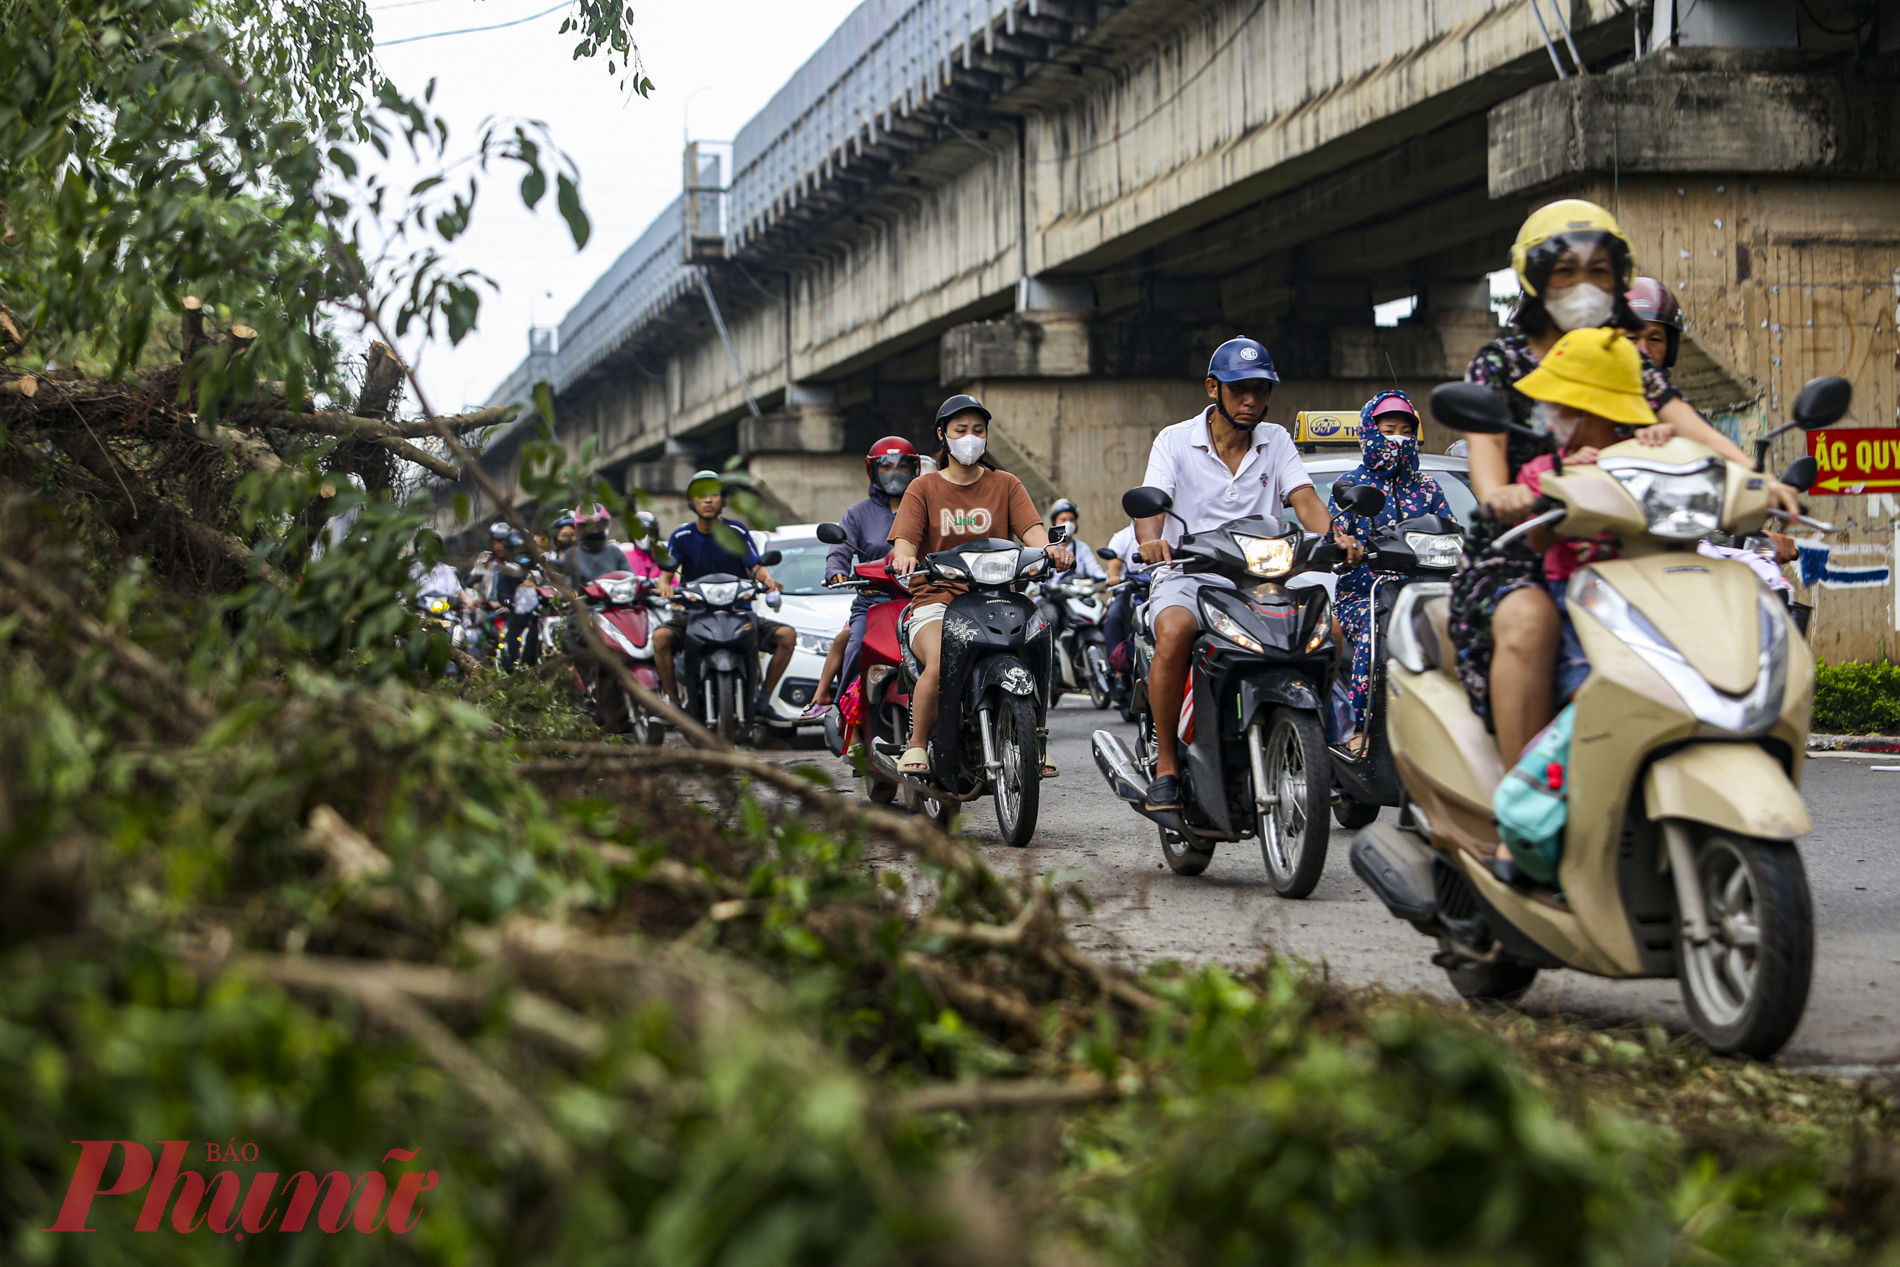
[1294,411,1362,445]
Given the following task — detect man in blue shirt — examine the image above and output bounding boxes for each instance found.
[654,471,794,717]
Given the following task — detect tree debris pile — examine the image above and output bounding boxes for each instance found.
[0,496,1896,1266]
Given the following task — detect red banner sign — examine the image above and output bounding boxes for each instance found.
[1806,428,1900,494]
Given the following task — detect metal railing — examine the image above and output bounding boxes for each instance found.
[490,0,1022,408]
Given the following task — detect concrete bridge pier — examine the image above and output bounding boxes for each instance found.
[1488,47,1900,661]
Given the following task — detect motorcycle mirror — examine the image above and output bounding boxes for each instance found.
[1095,546,1118,560]
[814,522,847,545]
[1428,382,1517,435]
[1122,485,1173,519]
[1047,522,1073,544]
[1780,455,1818,494]
[758,549,783,567]
[1792,376,1851,429]
[1335,484,1386,518]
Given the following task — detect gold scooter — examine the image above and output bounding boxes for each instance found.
[1350,376,1850,1057]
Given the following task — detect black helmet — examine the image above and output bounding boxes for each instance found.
[1048,497,1079,522]
[935,393,991,429]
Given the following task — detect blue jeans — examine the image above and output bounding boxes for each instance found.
[1550,580,1591,702]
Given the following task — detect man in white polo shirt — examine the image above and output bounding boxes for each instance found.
[1133,336,1348,812]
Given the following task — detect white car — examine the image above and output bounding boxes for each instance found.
[753,523,853,727]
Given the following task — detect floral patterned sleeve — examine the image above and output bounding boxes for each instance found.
[1464,343,1511,387]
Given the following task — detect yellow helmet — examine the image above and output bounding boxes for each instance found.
[1510,199,1635,298]
[1513,327,1656,427]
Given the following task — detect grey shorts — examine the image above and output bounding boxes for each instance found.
[1146,569,1239,625]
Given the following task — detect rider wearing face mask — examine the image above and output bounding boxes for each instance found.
[1450,200,1801,765]
[813,437,920,712]
[1328,390,1454,756]
[563,504,632,587]
[888,395,1073,775]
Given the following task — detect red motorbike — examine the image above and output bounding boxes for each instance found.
[817,551,920,808]
[575,569,666,745]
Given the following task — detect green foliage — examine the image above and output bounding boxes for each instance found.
[1812,659,1900,735]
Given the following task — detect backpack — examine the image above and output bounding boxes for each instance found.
[1492,703,1573,885]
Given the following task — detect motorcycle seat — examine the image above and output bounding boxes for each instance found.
[1415,597,1455,676]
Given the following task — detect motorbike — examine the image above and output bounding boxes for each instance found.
[674,549,783,744]
[816,522,1063,846]
[1041,574,1112,709]
[575,569,667,746]
[1092,488,1342,897]
[1349,376,1848,1057]
[1100,560,1151,723]
[811,541,915,808]
[1325,484,1464,830]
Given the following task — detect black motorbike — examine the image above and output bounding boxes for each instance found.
[1325,484,1462,829]
[907,532,1064,847]
[1092,487,1340,897]
[675,549,782,743]
[1099,556,1151,723]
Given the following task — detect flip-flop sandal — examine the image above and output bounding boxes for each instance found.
[1041,761,1059,778]
[898,747,929,774]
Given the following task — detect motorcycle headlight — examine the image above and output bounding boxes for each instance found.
[424,596,451,614]
[698,581,740,606]
[795,629,832,655]
[1403,532,1463,570]
[1199,596,1264,653]
[1234,533,1297,579]
[1571,567,1787,735]
[600,578,640,605]
[1600,457,1725,541]
[965,548,1021,584]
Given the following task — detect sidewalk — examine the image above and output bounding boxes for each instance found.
[1808,733,1900,753]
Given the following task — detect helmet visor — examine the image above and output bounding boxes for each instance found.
[873,454,919,475]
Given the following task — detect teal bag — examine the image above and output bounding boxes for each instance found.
[1492,703,1574,885]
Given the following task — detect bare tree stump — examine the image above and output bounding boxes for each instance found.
[181,297,208,362]
[355,343,407,420]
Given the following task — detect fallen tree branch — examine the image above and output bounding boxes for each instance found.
[375,434,459,481]
[1,375,36,397]
[205,421,283,472]
[893,1075,1120,1116]
[258,405,514,440]
[904,951,1042,1035]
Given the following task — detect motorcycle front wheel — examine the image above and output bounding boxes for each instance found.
[714,672,742,745]
[992,693,1041,847]
[1676,831,1813,1058]
[1084,642,1111,710]
[629,692,665,747]
[1254,708,1330,899]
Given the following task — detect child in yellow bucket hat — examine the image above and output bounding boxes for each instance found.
[1511,327,1672,703]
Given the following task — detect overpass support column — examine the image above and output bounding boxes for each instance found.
[1488,47,1900,661]
[739,384,864,525]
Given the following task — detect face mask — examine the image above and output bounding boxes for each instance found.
[1542,283,1615,332]
[1363,430,1417,475]
[876,469,915,496]
[1534,402,1587,450]
[946,435,987,466]
[582,531,607,549]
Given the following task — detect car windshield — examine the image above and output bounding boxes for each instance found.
[1306,469,1478,526]
[767,539,832,595]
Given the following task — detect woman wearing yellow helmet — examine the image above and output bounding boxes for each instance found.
[1448,199,1799,763]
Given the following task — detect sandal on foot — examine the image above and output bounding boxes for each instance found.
[1041,761,1059,778]
[898,747,929,774]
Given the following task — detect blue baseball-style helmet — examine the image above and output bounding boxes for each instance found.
[1207,337,1279,384]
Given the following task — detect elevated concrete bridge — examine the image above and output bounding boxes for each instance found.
[449,0,1899,660]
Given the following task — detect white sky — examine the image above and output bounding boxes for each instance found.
[368,0,863,413]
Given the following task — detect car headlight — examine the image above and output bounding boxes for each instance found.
[1234,533,1296,579]
[1600,457,1725,541]
[1571,567,1786,735]
[698,581,740,606]
[795,630,832,655]
[1403,532,1463,570]
[965,548,1021,584]
[600,578,640,605]
[1199,596,1264,653]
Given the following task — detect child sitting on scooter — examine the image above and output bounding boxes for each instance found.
[1490,328,1672,772]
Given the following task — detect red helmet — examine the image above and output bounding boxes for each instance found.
[866,436,920,495]
[1624,276,1683,367]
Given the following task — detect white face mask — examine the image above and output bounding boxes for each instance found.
[946,434,987,466]
[1534,401,1587,449]
[1542,283,1616,332]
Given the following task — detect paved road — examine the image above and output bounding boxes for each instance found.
[801,698,1898,1069]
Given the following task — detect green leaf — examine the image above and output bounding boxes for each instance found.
[555,173,590,249]
[520,165,546,209]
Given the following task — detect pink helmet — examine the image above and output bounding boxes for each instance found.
[573,503,612,531]
[1624,277,1683,368]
